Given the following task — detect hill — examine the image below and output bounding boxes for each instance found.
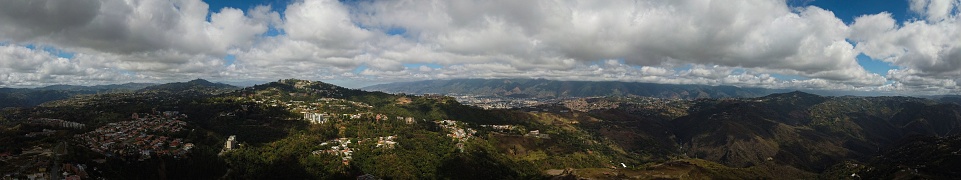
[4,79,961,179]
[567,91,961,176]
[0,83,154,108]
[364,79,785,99]
[235,79,365,99]
[35,83,155,92]
[138,79,237,94]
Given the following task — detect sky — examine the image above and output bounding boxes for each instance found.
[0,0,959,95]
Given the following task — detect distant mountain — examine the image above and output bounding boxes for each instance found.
[0,83,155,108]
[138,79,237,94]
[35,83,155,92]
[364,79,788,99]
[932,95,961,105]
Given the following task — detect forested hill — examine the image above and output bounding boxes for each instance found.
[0,83,154,108]
[364,79,786,99]
[0,79,239,108]
[138,79,237,94]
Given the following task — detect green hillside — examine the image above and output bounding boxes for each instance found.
[1,79,959,179]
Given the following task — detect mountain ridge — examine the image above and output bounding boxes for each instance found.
[138,79,238,94]
[0,82,156,108]
[365,79,949,99]
[365,79,786,99]
[0,79,240,108]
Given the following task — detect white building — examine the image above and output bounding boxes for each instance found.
[303,112,327,124]
[225,135,238,150]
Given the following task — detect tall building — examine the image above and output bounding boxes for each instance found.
[225,135,238,150]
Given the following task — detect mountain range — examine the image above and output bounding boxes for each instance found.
[0,79,240,108]
[555,91,961,178]
[0,83,155,108]
[363,79,916,99]
[137,79,237,94]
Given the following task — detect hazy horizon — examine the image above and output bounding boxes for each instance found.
[8,77,957,97]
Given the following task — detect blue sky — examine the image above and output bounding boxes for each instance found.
[804,0,909,76]
[801,0,916,23]
[205,0,292,15]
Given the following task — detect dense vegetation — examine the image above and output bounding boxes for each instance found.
[2,79,959,179]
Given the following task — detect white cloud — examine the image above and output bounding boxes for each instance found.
[352,59,869,92]
[0,0,272,84]
[910,0,960,21]
[886,68,960,94]
[1,0,270,55]
[283,0,373,48]
[0,44,132,87]
[0,0,952,94]
[852,1,961,93]
[350,0,883,85]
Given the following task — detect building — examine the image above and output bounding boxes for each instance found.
[225,135,238,150]
[303,112,327,124]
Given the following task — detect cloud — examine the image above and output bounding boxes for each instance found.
[283,0,373,48]
[0,0,102,41]
[0,44,131,87]
[2,0,269,55]
[348,0,884,86]
[910,0,960,21]
[0,0,272,82]
[0,0,952,94]
[353,59,867,92]
[226,0,388,82]
[852,1,960,93]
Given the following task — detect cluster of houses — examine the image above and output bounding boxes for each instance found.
[251,97,371,112]
[435,120,476,152]
[375,136,398,149]
[300,112,370,123]
[247,92,429,127]
[312,136,399,166]
[75,114,192,160]
[248,96,387,124]
[25,118,85,129]
[451,94,547,109]
[374,114,416,124]
[313,138,355,165]
[301,111,420,125]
